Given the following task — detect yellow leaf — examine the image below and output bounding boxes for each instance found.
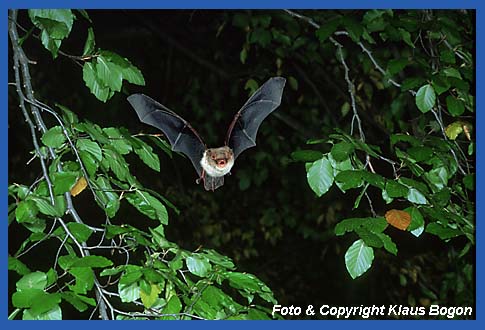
[70,177,87,197]
[385,209,411,231]
[140,283,161,308]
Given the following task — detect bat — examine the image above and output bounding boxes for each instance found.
[127,77,286,191]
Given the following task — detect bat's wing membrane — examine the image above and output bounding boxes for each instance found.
[128,94,206,176]
[226,77,286,160]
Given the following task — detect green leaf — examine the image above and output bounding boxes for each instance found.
[118,282,140,303]
[126,190,168,224]
[161,294,182,317]
[23,304,62,320]
[69,267,94,294]
[306,156,334,197]
[335,217,388,236]
[415,84,436,113]
[61,292,91,312]
[240,47,248,64]
[400,77,424,91]
[249,28,272,47]
[290,150,324,162]
[345,239,374,279]
[405,206,425,234]
[376,233,397,255]
[83,62,110,102]
[387,58,408,75]
[334,170,364,190]
[59,255,113,269]
[331,142,354,161]
[288,76,298,90]
[79,151,98,177]
[426,222,462,240]
[41,126,66,148]
[432,74,450,95]
[463,174,474,191]
[31,196,63,217]
[66,223,93,243]
[385,180,409,198]
[406,188,427,205]
[96,55,123,92]
[28,9,74,38]
[40,30,61,58]
[186,255,212,277]
[343,16,363,41]
[16,271,47,290]
[82,27,95,56]
[103,146,130,181]
[8,256,31,276]
[77,138,102,158]
[15,200,38,223]
[94,176,120,218]
[398,28,414,48]
[103,127,132,155]
[315,17,340,42]
[99,50,145,86]
[424,166,448,190]
[133,140,160,171]
[51,171,78,195]
[446,95,465,116]
[244,79,259,94]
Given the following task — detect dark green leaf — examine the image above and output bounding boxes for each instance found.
[249,28,272,47]
[398,28,414,48]
[331,142,354,161]
[343,16,363,41]
[126,190,168,223]
[335,217,388,236]
[376,233,398,255]
[426,222,462,239]
[334,170,364,190]
[161,295,182,316]
[315,17,340,42]
[432,74,450,95]
[82,27,95,56]
[387,58,408,75]
[446,95,465,116]
[463,174,474,191]
[385,180,409,198]
[290,150,324,162]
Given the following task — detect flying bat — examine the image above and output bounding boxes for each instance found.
[127,77,286,191]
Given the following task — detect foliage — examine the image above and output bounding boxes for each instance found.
[9,9,474,320]
[8,9,277,320]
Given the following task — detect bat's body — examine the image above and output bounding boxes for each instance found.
[128,77,286,191]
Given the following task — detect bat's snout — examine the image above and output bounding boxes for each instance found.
[217,159,227,167]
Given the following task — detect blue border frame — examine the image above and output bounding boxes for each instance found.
[3,0,482,327]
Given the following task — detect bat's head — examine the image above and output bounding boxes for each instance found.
[200,146,234,177]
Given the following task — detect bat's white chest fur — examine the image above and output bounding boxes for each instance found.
[200,152,234,177]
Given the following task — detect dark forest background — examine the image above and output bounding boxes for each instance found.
[8,9,475,320]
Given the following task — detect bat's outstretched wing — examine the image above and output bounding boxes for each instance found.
[225,77,286,160]
[127,94,206,177]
